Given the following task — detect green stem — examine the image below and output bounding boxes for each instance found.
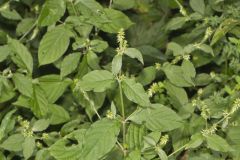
[19,21,37,41]
[70,1,78,16]
[82,90,101,120]
[109,0,113,8]
[168,144,187,158]
[118,80,126,157]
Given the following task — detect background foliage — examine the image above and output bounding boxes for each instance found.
[1,0,240,159]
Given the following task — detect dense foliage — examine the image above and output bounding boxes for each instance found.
[1,0,240,159]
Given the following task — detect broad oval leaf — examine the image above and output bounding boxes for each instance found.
[122,78,150,107]
[12,73,33,97]
[49,104,70,125]
[80,119,121,160]
[100,8,133,33]
[38,0,66,26]
[129,104,183,132]
[8,38,33,74]
[126,124,146,150]
[190,0,205,15]
[0,109,16,141]
[166,17,188,31]
[32,119,49,132]
[163,63,193,87]
[0,134,25,152]
[79,70,116,92]
[49,129,86,160]
[38,25,72,65]
[61,52,81,78]
[22,136,35,159]
[0,45,11,62]
[205,134,233,152]
[124,48,144,64]
[30,85,49,118]
[112,55,122,75]
[136,66,156,86]
[38,75,72,103]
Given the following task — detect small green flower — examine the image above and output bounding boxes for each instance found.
[183,54,191,61]
[159,135,169,146]
[42,133,49,139]
[155,63,161,70]
[106,110,115,119]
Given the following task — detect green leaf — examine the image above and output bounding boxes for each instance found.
[122,78,150,107]
[80,119,121,160]
[0,134,25,152]
[79,70,116,92]
[156,148,168,160]
[167,42,184,56]
[129,104,183,131]
[0,109,16,141]
[50,140,81,160]
[100,8,133,33]
[74,91,105,120]
[22,136,35,159]
[8,38,33,74]
[38,25,72,65]
[75,0,133,33]
[112,0,136,10]
[35,149,51,160]
[49,104,70,125]
[181,60,196,78]
[164,81,188,109]
[38,75,72,103]
[205,134,233,152]
[136,66,156,86]
[50,119,120,160]
[0,45,10,62]
[211,19,239,46]
[49,129,86,160]
[166,17,188,31]
[32,119,49,132]
[90,40,108,53]
[16,18,36,36]
[197,44,214,56]
[112,55,122,75]
[13,95,31,108]
[12,73,33,97]
[163,63,192,87]
[126,124,145,150]
[227,126,240,158]
[190,0,205,15]
[0,90,16,103]
[86,50,100,70]
[30,85,49,118]
[61,52,81,78]
[75,0,103,17]
[126,150,141,160]
[0,9,22,20]
[124,48,144,64]
[38,0,66,26]
[186,133,203,149]
[0,151,6,160]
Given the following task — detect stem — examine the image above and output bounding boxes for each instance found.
[82,90,101,120]
[70,1,78,16]
[125,107,140,122]
[109,0,113,8]
[19,21,37,41]
[118,80,126,157]
[168,144,187,158]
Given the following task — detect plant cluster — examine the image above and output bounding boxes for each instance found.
[1,0,240,159]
